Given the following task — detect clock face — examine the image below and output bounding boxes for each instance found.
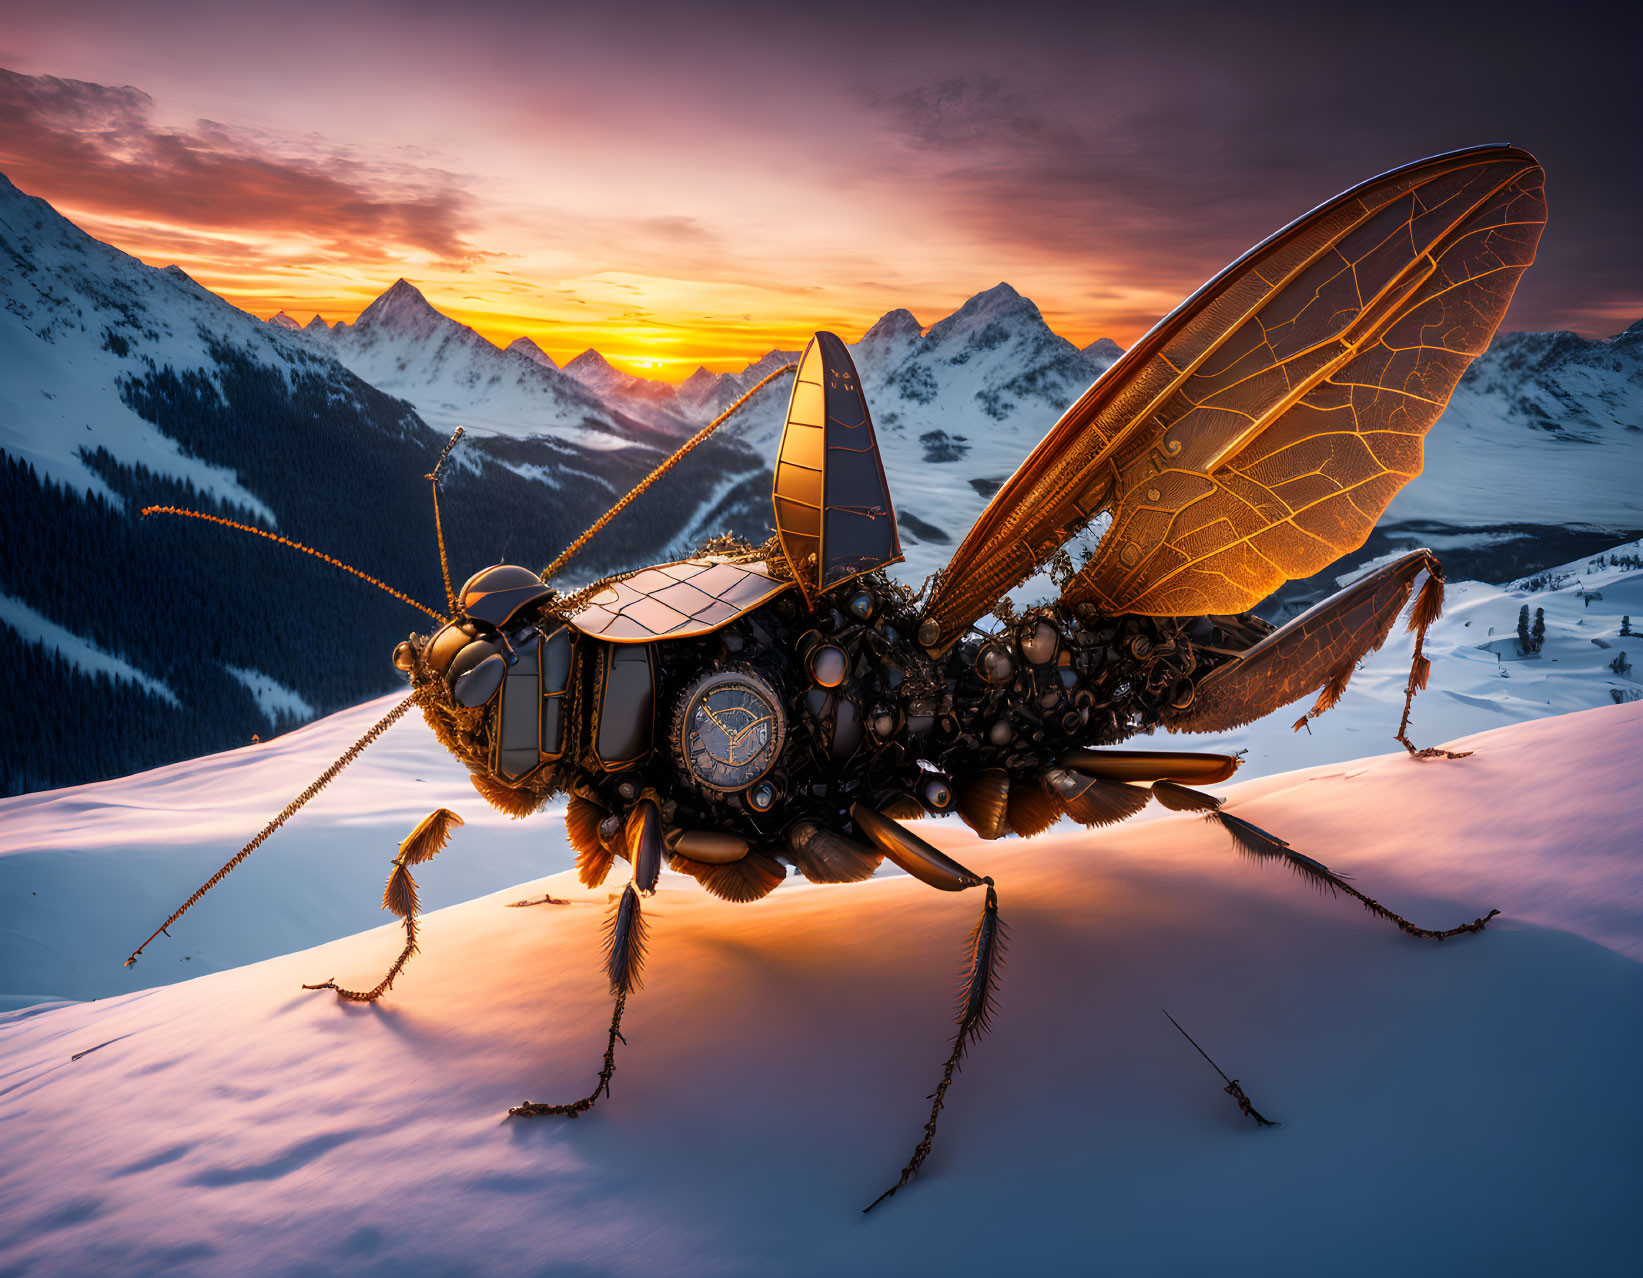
[673,669,786,793]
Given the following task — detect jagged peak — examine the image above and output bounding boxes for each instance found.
[862,308,922,343]
[565,348,614,374]
[506,336,558,369]
[268,311,302,331]
[1081,337,1124,362]
[356,278,438,328]
[679,365,723,391]
[303,314,330,333]
[925,282,1047,345]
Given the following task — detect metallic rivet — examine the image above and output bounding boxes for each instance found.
[1146,488,1161,503]
[917,618,942,648]
[1120,544,1140,566]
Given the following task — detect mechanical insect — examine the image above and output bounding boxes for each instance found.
[128,146,1547,1207]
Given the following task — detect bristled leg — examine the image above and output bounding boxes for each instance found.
[510,879,648,1119]
[851,805,1005,1212]
[304,808,464,1002]
[1152,782,1498,940]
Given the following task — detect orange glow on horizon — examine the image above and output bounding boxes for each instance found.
[58,203,1144,383]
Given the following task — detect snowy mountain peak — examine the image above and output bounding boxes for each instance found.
[1081,336,1123,365]
[302,314,330,334]
[679,366,720,393]
[353,278,442,332]
[922,282,1048,348]
[564,348,616,379]
[267,311,302,331]
[505,336,558,370]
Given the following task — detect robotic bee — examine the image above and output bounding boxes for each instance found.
[130,145,1545,1207]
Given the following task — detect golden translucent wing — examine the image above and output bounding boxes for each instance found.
[920,146,1546,644]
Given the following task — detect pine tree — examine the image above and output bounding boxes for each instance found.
[1623,616,1633,637]
[1531,607,1545,653]
[1517,604,1532,654]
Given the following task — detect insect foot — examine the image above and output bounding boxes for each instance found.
[1158,782,1500,941]
[510,882,647,1119]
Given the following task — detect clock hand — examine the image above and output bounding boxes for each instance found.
[728,715,773,747]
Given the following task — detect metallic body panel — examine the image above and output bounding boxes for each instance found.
[566,557,794,644]
[593,642,656,770]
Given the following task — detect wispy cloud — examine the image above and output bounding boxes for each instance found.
[0,67,483,266]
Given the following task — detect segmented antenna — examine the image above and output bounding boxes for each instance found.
[540,361,797,583]
[123,691,423,966]
[426,426,465,614]
[141,507,446,622]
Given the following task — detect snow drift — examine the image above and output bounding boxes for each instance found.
[1,703,1639,1276]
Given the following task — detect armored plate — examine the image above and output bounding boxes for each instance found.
[565,557,795,644]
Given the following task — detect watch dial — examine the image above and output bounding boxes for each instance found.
[674,669,785,793]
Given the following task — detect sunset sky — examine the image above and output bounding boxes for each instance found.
[1,0,1637,379]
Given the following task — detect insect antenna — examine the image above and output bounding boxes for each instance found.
[123,690,424,967]
[540,361,797,582]
[425,426,465,613]
[141,507,447,622]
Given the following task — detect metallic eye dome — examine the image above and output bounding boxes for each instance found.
[458,564,552,629]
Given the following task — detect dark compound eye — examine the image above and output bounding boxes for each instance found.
[392,640,417,672]
[452,653,506,707]
[446,637,500,682]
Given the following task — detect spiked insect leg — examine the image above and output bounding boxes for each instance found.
[510,852,653,1119]
[304,808,465,1001]
[851,806,1004,1211]
[1151,781,1498,939]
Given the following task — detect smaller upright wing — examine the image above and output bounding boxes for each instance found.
[771,332,903,600]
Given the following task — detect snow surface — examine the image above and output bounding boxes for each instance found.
[1,703,1639,1276]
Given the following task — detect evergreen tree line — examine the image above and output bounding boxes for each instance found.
[1,345,772,796]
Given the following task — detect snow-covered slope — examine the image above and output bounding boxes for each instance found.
[309,279,676,449]
[1,703,1638,1276]
[0,172,345,513]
